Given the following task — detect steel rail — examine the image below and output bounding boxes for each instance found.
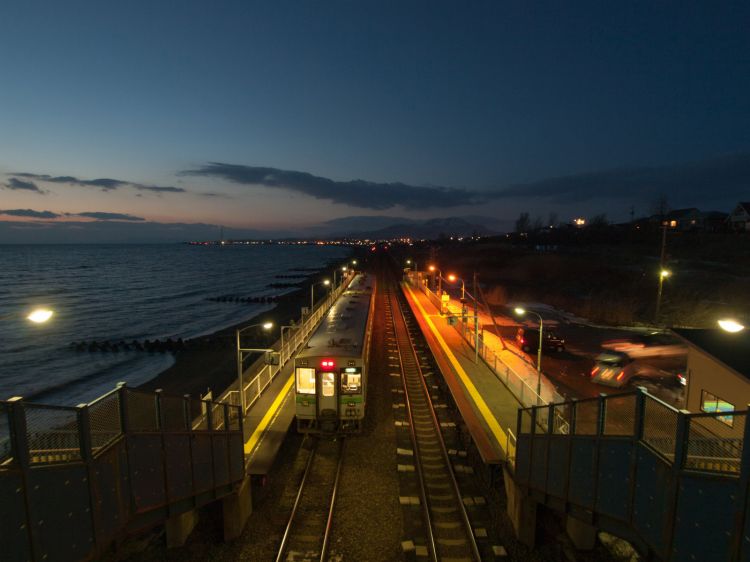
[275,437,318,562]
[391,288,482,561]
[389,290,438,562]
[319,438,345,562]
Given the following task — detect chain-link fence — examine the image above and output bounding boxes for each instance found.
[603,393,636,437]
[684,412,745,474]
[574,398,599,435]
[89,389,122,451]
[642,395,678,461]
[126,390,159,432]
[25,403,81,464]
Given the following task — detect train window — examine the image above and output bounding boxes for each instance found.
[296,368,315,394]
[341,368,361,393]
[321,372,335,397]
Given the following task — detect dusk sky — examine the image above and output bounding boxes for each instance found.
[1,1,749,241]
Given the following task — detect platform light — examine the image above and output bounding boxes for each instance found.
[448,274,457,282]
[514,307,526,316]
[718,319,745,333]
[321,359,335,368]
[262,322,273,330]
[660,269,671,278]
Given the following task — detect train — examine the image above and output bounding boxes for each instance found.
[294,272,375,433]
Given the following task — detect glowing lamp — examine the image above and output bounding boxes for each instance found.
[27,309,53,324]
[718,319,745,333]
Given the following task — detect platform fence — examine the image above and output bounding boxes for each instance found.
[214,271,356,415]
[407,272,566,431]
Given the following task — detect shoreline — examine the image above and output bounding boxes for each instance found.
[136,259,351,398]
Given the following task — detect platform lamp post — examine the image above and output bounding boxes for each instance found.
[718,319,745,333]
[654,269,671,322]
[428,265,442,294]
[236,321,274,413]
[311,279,331,314]
[281,324,297,363]
[514,307,544,402]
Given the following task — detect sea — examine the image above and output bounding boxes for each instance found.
[0,243,352,406]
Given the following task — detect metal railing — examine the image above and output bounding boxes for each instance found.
[408,272,565,416]
[0,384,245,562]
[217,272,355,415]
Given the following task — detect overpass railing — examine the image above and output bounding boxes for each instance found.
[0,384,244,562]
[511,387,750,560]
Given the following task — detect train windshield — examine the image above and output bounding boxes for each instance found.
[296,367,315,394]
[341,368,361,393]
[321,372,335,397]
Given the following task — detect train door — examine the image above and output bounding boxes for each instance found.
[316,370,339,430]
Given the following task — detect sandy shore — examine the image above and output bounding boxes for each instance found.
[136,268,341,398]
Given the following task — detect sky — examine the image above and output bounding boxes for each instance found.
[1,1,749,242]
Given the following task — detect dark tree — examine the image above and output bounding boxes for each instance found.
[515,212,531,233]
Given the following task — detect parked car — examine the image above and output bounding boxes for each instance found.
[591,351,687,388]
[601,331,687,359]
[516,327,565,353]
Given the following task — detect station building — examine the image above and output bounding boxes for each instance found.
[674,327,750,438]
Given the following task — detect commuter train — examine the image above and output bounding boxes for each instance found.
[294,273,375,433]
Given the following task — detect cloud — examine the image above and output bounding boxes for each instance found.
[182,163,484,209]
[495,152,750,205]
[11,172,186,194]
[0,209,60,219]
[71,212,146,221]
[3,177,46,193]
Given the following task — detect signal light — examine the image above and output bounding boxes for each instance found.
[616,370,625,381]
[321,359,335,369]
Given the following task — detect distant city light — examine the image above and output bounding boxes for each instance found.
[573,217,586,226]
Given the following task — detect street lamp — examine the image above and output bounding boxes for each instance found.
[428,265,442,294]
[311,279,331,312]
[281,324,298,362]
[236,321,274,412]
[718,319,745,333]
[655,269,671,322]
[514,307,544,400]
[446,274,465,300]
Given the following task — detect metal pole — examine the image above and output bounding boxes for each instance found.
[310,284,314,314]
[655,273,664,322]
[656,225,667,322]
[473,273,478,364]
[537,315,543,399]
[236,328,244,413]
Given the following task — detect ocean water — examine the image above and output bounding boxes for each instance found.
[0,244,351,406]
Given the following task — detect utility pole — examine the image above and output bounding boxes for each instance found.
[473,272,479,364]
[655,224,668,322]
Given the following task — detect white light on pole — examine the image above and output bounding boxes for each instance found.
[718,319,745,333]
[236,321,274,412]
[514,307,544,402]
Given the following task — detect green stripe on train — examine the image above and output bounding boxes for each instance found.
[295,395,364,404]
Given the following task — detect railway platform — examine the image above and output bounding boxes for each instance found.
[400,280,518,465]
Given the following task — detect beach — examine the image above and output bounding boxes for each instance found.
[136,263,352,399]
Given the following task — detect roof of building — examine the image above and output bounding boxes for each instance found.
[664,208,700,220]
[734,202,750,215]
[673,328,750,380]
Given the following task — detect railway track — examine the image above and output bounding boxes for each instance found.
[275,437,345,562]
[388,288,482,561]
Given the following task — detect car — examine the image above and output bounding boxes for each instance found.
[590,351,687,388]
[516,327,565,353]
[600,331,687,359]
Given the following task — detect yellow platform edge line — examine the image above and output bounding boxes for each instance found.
[403,283,508,451]
[244,373,295,455]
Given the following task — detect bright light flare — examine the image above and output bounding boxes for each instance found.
[718,319,745,333]
[428,265,436,272]
[514,307,526,316]
[262,322,274,330]
[447,274,457,282]
[27,309,54,324]
[323,279,331,286]
[660,269,671,278]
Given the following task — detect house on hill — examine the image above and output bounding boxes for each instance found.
[662,208,702,231]
[728,202,750,232]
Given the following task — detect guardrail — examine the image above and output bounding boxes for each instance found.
[0,384,244,562]
[511,386,750,560]
[218,272,355,414]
